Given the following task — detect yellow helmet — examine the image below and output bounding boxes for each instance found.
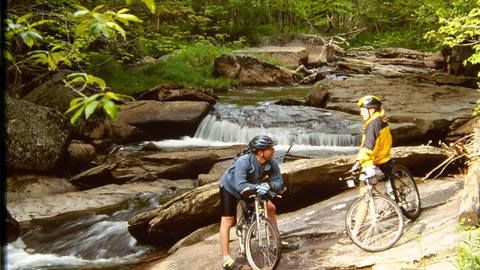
[357,95,382,109]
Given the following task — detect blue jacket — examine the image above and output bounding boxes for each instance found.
[219,152,283,199]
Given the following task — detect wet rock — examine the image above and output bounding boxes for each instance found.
[197,159,233,186]
[235,46,308,69]
[213,54,300,86]
[6,97,71,173]
[7,174,78,202]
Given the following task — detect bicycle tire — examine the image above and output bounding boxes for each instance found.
[236,201,247,255]
[245,217,281,270]
[391,164,421,220]
[345,194,404,252]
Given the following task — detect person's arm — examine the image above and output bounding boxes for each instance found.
[356,118,383,167]
[267,160,283,191]
[233,157,258,193]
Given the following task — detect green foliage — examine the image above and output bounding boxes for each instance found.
[455,224,480,270]
[73,5,143,40]
[348,29,436,51]
[64,73,134,124]
[424,2,480,115]
[86,42,233,94]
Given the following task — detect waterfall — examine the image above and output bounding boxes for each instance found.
[194,104,362,147]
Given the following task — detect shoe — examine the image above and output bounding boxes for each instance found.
[280,240,299,251]
[223,258,241,270]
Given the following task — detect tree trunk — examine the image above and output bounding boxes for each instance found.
[458,126,480,226]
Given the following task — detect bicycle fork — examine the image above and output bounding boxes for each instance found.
[255,199,270,247]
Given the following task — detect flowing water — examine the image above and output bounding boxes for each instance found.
[7,85,361,269]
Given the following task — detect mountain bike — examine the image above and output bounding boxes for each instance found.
[340,172,404,252]
[235,189,282,270]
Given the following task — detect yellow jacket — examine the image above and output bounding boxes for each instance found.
[356,111,392,167]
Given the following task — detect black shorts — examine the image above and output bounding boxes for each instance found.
[220,187,238,217]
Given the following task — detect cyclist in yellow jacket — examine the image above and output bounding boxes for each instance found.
[349,95,394,236]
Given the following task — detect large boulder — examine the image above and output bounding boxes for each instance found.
[81,100,212,143]
[115,100,211,140]
[213,54,300,86]
[128,146,449,246]
[6,97,71,173]
[22,71,79,113]
[235,46,308,69]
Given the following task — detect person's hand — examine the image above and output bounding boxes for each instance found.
[256,183,270,195]
[349,162,361,174]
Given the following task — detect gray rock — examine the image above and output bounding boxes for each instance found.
[7,174,78,202]
[116,100,212,140]
[6,97,71,172]
[213,54,300,86]
[66,140,96,166]
[142,177,464,270]
[235,46,308,69]
[8,180,176,228]
[316,76,480,144]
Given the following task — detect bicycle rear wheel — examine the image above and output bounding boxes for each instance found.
[391,164,421,220]
[345,194,404,252]
[245,217,281,270]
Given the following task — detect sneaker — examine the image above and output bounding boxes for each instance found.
[280,240,299,251]
[222,258,241,270]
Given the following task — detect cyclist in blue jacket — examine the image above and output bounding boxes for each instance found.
[218,135,297,270]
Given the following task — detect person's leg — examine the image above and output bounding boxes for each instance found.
[220,216,236,256]
[266,200,276,224]
[219,187,241,269]
[352,185,368,236]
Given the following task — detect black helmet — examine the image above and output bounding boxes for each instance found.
[248,135,277,150]
[357,95,382,109]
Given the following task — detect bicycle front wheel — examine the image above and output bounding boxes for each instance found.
[245,217,281,270]
[346,194,404,252]
[236,201,247,255]
[391,164,421,220]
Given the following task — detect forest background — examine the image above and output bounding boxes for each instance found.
[3,0,480,124]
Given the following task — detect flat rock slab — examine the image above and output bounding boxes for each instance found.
[235,46,308,68]
[8,180,195,228]
[144,177,465,270]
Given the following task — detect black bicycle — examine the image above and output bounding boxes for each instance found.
[235,189,282,270]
